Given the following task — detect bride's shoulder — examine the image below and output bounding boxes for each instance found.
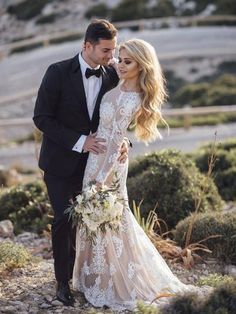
[102,85,121,102]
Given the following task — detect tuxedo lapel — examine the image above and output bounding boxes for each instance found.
[91,66,110,123]
[69,55,90,122]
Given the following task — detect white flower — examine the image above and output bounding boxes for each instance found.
[68,180,123,242]
[76,194,83,204]
[107,193,116,208]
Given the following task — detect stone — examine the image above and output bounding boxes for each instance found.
[0,219,14,238]
[51,300,63,306]
[224,264,236,278]
[40,302,52,309]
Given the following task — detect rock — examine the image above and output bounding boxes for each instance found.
[224,264,236,278]
[0,220,14,238]
[1,305,16,313]
[51,300,63,306]
[39,302,52,309]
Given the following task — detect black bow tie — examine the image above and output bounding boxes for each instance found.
[85,67,101,79]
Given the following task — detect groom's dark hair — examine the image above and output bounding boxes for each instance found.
[84,19,117,45]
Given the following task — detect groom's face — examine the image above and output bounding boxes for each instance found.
[85,38,117,66]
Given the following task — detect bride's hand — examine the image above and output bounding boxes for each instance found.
[118,140,129,163]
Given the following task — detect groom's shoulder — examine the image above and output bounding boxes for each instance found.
[46,55,77,73]
[102,65,119,84]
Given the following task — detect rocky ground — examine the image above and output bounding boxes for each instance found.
[0,229,230,314]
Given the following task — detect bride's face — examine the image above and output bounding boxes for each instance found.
[118,48,140,80]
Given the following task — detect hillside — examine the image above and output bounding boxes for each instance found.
[0,0,235,45]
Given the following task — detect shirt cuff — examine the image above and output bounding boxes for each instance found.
[72,135,87,153]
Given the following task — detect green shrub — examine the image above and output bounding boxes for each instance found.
[173,83,209,107]
[0,168,8,187]
[161,293,200,314]
[202,282,236,314]
[193,149,236,173]
[0,241,33,272]
[197,274,235,288]
[206,86,236,107]
[7,0,53,20]
[36,13,59,25]
[161,282,236,314]
[135,301,160,313]
[111,0,148,22]
[192,139,236,201]
[214,166,236,201]
[85,4,110,19]
[0,182,52,234]
[127,150,222,229]
[173,74,236,107]
[174,212,236,264]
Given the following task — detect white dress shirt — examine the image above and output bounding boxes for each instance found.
[72,53,102,153]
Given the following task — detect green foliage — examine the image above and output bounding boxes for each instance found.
[202,282,236,314]
[135,301,160,313]
[218,61,236,76]
[0,241,33,272]
[174,83,209,107]
[215,166,236,201]
[36,13,59,25]
[85,4,110,19]
[173,74,236,107]
[7,0,54,20]
[192,139,236,200]
[164,70,186,102]
[0,182,52,234]
[127,150,222,229]
[161,293,200,314]
[215,0,236,15]
[111,0,147,22]
[111,0,175,21]
[161,282,236,314]
[197,274,235,288]
[174,212,236,264]
[0,168,8,187]
[148,0,175,18]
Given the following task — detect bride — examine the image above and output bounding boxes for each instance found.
[72,39,193,311]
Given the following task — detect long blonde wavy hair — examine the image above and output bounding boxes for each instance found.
[119,39,168,143]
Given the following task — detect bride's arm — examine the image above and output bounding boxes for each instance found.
[95,105,135,185]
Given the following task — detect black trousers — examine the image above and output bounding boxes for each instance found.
[44,160,87,282]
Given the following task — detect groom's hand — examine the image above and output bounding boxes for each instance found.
[82,132,107,154]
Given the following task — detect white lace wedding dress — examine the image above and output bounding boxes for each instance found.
[72,85,194,311]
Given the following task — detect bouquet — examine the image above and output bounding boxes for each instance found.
[64,180,123,242]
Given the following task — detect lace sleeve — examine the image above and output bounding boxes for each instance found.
[96,95,139,184]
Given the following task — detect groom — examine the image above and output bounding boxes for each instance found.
[33,19,127,306]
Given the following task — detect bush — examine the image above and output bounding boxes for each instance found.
[173,74,236,107]
[36,13,59,25]
[161,282,236,314]
[127,150,222,229]
[173,83,209,107]
[0,241,33,272]
[111,0,148,22]
[214,166,236,201]
[0,182,52,234]
[174,212,236,264]
[0,167,8,187]
[85,4,110,19]
[192,139,236,201]
[161,293,200,314]
[197,274,235,288]
[7,0,53,20]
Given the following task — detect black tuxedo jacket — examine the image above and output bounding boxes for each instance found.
[33,55,119,178]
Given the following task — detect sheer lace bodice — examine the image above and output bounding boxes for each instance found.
[73,85,197,311]
[83,85,141,188]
